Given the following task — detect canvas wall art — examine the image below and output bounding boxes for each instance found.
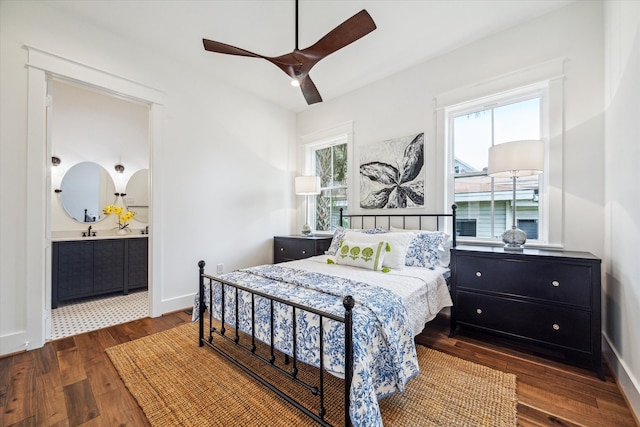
[360,132,424,209]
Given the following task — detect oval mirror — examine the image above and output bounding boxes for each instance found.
[60,162,116,223]
[124,169,149,223]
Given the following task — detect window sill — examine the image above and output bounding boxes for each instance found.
[455,238,563,251]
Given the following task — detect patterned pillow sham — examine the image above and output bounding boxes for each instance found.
[332,239,389,271]
[404,231,447,269]
[325,227,387,256]
[389,226,452,267]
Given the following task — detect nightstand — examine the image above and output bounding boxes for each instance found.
[273,235,333,263]
[449,245,603,380]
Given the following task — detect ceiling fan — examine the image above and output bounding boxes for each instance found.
[202,0,376,105]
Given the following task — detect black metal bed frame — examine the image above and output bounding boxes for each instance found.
[198,260,354,427]
[197,206,457,427]
[339,205,457,248]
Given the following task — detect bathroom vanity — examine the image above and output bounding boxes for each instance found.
[51,235,148,308]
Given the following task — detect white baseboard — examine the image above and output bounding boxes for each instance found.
[602,333,640,424]
[152,293,194,318]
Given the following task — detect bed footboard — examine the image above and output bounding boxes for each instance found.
[198,260,354,427]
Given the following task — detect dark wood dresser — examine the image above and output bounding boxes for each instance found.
[273,235,332,263]
[449,245,603,379]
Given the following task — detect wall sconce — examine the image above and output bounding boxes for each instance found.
[295,175,321,236]
[114,164,126,193]
[52,156,64,191]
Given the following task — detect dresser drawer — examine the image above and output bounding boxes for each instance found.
[275,238,314,259]
[273,236,332,263]
[455,254,592,308]
[456,291,592,352]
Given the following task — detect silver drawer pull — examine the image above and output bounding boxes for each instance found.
[551,280,560,287]
[301,250,306,254]
[475,271,482,277]
[552,323,560,331]
[476,308,483,315]
[280,247,284,251]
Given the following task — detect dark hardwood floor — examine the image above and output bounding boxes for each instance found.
[416,316,638,427]
[1,311,637,426]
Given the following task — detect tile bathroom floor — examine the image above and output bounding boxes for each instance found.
[51,289,149,340]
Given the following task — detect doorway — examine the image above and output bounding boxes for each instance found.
[25,46,165,346]
[49,79,151,339]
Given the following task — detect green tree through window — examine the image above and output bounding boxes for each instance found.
[314,142,348,231]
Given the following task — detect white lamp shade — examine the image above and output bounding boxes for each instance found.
[487,140,544,178]
[295,176,321,195]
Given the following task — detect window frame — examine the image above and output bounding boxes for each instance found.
[445,83,551,245]
[301,122,354,234]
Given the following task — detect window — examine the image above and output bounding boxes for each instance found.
[313,141,348,231]
[518,219,538,239]
[448,88,545,242]
[456,219,477,237]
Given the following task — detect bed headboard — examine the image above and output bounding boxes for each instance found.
[339,204,457,247]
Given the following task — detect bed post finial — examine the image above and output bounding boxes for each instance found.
[343,295,354,310]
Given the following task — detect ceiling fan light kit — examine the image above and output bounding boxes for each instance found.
[202,0,376,105]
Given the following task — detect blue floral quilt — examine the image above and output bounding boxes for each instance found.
[193,264,420,427]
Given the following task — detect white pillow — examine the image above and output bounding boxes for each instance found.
[343,231,413,270]
[334,239,388,271]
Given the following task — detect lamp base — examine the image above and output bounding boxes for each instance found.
[501,226,526,251]
[301,223,312,236]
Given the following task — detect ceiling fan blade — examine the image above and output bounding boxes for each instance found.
[202,38,264,58]
[300,76,322,105]
[301,10,376,60]
[202,6,375,106]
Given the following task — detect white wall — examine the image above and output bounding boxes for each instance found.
[298,1,605,257]
[604,0,640,418]
[0,1,296,355]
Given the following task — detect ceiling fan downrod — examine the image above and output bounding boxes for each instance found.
[295,0,299,52]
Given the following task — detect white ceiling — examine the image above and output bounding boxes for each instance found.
[47,0,575,112]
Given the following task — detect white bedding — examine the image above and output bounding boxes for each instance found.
[282,254,452,336]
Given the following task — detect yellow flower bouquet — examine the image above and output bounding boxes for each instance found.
[103,205,135,231]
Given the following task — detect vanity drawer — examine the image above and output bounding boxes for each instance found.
[456,291,592,352]
[455,254,592,308]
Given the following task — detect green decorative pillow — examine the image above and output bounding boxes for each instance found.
[334,239,389,271]
[344,231,413,270]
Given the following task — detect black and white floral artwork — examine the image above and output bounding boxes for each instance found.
[360,132,424,209]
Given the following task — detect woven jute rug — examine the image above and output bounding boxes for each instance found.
[106,322,517,426]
